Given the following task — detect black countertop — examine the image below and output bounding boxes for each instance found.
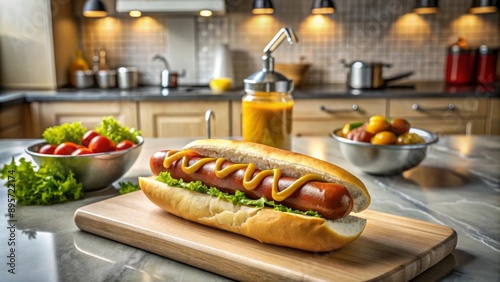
[1,81,499,106]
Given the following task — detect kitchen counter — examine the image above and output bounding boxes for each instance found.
[1,81,499,104]
[0,92,25,108]
[0,136,499,281]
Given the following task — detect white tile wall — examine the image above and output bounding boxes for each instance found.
[82,0,500,86]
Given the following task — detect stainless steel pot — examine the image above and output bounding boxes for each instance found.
[117,67,138,89]
[96,70,117,89]
[341,60,413,89]
[75,70,95,88]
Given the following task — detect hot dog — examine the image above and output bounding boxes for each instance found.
[150,150,354,220]
[139,139,371,252]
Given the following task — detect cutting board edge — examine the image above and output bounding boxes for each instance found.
[379,228,457,281]
[73,191,459,281]
[74,208,310,282]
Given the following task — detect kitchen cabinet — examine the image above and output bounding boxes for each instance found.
[231,99,387,137]
[486,98,500,135]
[292,99,387,137]
[0,102,31,138]
[231,101,242,137]
[388,98,488,135]
[232,97,496,137]
[139,101,230,138]
[21,95,500,139]
[30,101,138,136]
[0,0,78,89]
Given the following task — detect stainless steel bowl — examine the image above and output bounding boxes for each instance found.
[25,136,144,191]
[331,128,438,175]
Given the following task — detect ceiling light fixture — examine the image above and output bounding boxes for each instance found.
[200,9,213,17]
[129,10,141,17]
[469,0,498,14]
[311,0,336,15]
[252,0,274,15]
[83,0,108,18]
[414,0,439,14]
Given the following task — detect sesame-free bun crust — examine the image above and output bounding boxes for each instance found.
[183,139,370,213]
[139,176,367,252]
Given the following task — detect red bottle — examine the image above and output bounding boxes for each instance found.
[475,45,499,84]
[445,40,473,85]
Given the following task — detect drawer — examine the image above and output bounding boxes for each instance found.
[406,119,485,135]
[0,124,24,138]
[486,98,500,134]
[0,104,23,129]
[389,98,488,118]
[294,99,387,119]
[139,101,230,138]
[293,99,387,137]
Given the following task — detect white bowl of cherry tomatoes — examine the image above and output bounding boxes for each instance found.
[25,130,144,191]
[331,116,438,175]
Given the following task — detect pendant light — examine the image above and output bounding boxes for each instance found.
[311,0,335,15]
[252,0,274,15]
[83,0,108,18]
[199,10,213,17]
[414,0,439,14]
[469,0,498,14]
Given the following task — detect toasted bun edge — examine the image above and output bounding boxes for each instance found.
[139,176,367,252]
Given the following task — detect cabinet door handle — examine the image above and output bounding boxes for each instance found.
[205,109,215,139]
[320,104,361,114]
[411,103,456,111]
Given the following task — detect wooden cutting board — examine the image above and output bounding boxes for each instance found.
[74,191,457,281]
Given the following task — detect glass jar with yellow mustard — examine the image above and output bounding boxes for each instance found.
[242,90,293,150]
[242,27,299,150]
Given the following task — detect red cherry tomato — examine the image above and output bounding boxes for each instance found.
[89,136,116,153]
[116,140,135,151]
[71,148,94,156]
[54,142,79,155]
[82,130,100,147]
[38,144,57,154]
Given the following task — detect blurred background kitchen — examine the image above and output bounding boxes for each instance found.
[0,0,498,88]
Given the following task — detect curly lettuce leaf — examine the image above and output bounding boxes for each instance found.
[42,122,87,145]
[118,181,140,195]
[95,116,141,144]
[155,172,320,217]
[1,157,84,205]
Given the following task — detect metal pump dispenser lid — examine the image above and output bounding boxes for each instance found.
[244,27,299,92]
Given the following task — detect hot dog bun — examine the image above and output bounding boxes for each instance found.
[139,176,367,252]
[183,139,370,213]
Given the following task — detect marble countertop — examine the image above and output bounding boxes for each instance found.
[0,136,499,281]
[1,81,499,105]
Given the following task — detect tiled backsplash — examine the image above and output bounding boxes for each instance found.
[82,0,499,86]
